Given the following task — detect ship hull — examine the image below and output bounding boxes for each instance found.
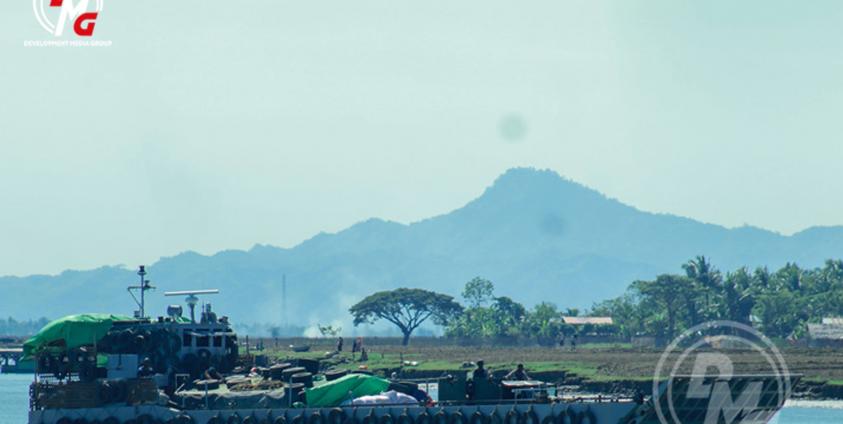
[30,402,639,424]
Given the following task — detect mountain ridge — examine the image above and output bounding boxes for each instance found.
[2,167,842,334]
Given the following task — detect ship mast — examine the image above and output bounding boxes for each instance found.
[128,265,155,319]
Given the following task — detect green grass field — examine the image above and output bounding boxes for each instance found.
[249,339,843,390]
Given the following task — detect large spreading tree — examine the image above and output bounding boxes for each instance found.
[350,288,463,345]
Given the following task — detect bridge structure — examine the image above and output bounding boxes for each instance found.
[0,347,31,373]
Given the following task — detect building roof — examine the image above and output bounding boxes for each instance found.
[821,317,843,325]
[807,323,843,340]
[562,316,613,325]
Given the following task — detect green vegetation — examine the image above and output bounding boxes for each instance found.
[267,340,843,392]
[346,279,605,345]
[446,280,606,344]
[594,256,843,340]
[317,324,342,337]
[326,258,843,395]
[349,288,463,346]
[349,256,843,346]
[0,317,50,338]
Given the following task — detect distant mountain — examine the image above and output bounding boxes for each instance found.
[3,168,842,334]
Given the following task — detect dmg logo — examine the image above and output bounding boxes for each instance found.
[653,321,791,424]
[32,0,103,37]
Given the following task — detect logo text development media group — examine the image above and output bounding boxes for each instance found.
[26,0,111,47]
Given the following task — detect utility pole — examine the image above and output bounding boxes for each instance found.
[281,274,287,330]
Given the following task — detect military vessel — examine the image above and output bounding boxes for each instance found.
[25,267,795,424]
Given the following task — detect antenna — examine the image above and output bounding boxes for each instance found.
[165,289,220,323]
[128,265,155,319]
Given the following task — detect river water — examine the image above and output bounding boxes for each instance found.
[1,374,31,423]
[2,374,843,423]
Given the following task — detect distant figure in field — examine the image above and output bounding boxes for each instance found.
[571,334,578,351]
[559,334,566,348]
[359,347,369,362]
[337,336,344,352]
[504,363,530,381]
[472,360,488,380]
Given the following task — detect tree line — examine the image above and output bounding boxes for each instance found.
[0,317,50,337]
[445,277,587,343]
[350,257,843,345]
[350,278,600,345]
[593,256,843,341]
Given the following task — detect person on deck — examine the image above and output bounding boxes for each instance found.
[504,363,530,381]
[472,360,488,380]
[137,357,155,378]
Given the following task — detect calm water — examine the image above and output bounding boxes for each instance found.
[2,374,843,423]
[1,374,32,423]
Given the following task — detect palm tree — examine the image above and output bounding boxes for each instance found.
[683,256,723,320]
[722,268,757,325]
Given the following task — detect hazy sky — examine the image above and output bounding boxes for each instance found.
[1,1,842,276]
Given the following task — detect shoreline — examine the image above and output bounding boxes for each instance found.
[263,339,843,402]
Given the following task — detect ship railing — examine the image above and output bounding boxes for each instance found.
[433,395,637,407]
[379,376,637,407]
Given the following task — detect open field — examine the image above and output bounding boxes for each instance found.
[249,337,843,398]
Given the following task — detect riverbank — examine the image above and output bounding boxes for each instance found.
[261,339,843,400]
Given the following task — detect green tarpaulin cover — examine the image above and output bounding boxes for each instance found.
[22,313,133,359]
[305,374,390,407]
